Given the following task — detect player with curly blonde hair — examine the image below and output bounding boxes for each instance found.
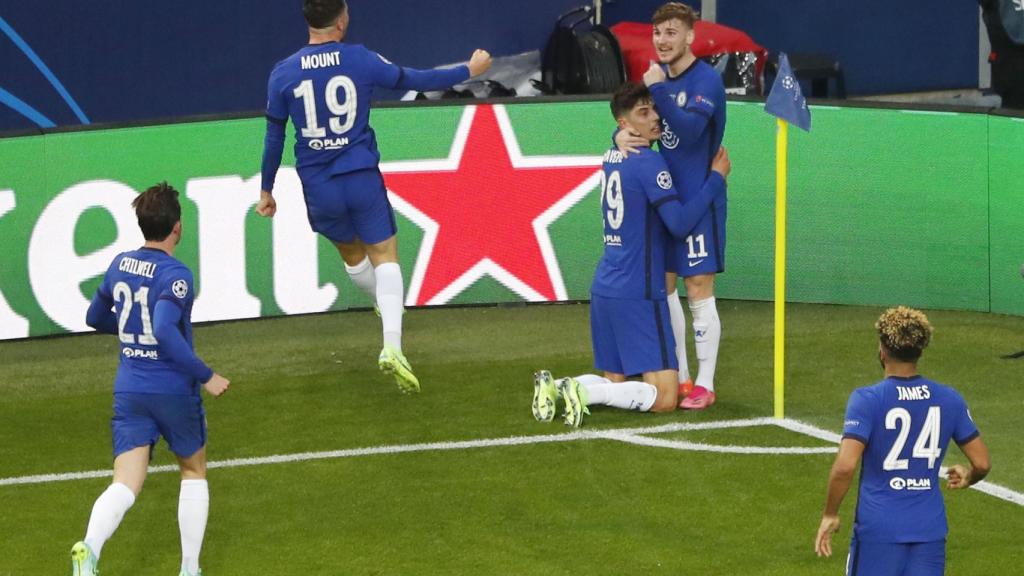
[814,306,991,575]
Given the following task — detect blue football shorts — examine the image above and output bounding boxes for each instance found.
[303,168,398,245]
[111,393,207,459]
[847,537,945,576]
[666,193,726,277]
[590,293,678,376]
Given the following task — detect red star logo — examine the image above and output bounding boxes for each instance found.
[382,105,601,306]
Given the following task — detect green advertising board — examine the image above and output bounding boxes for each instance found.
[0,100,1019,340]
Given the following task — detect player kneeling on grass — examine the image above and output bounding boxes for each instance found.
[533,82,730,427]
[815,306,991,576]
[70,183,230,576]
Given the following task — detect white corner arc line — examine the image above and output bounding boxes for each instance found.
[775,418,1024,507]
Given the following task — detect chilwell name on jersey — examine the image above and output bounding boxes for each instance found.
[300,51,341,70]
[118,256,157,279]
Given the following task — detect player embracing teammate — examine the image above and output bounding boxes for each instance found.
[617,2,728,410]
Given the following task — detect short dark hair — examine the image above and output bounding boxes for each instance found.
[653,2,699,28]
[304,0,347,29]
[610,82,652,120]
[131,182,181,241]
[876,306,933,362]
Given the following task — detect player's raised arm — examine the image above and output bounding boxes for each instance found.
[648,147,729,239]
[368,47,491,93]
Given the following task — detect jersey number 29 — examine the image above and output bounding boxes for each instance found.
[599,170,624,230]
[293,76,357,138]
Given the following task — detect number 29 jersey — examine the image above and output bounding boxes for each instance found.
[842,375,980,543]
[96,248,200,396]
[591,147,679,301]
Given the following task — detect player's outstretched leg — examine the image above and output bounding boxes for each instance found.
[70,541,98,576]
[557,377,591,428]
[532,370,559,422]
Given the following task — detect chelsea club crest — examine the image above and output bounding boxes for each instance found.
[676,91,688,107]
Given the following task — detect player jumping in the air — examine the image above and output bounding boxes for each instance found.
[257,0,492,393]
[533,82,730,427]
[815,306,992,575]
[71,183,231,576]
[617,2,727,410]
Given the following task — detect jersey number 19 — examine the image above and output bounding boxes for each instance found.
[293,76,357,138]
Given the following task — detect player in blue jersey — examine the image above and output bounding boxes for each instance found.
[533,82,730,427]
[815,307,991,575]
[70,183,230,576]
[617,3,728,410]
[257,0,492,393]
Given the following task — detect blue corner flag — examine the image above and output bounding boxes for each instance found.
[765,53,811,132]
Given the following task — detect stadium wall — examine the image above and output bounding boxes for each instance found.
[0,99,1021,340]
[2,0,975,131]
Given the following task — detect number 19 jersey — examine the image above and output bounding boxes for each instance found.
[265,42,467,185]
[842,375,980,543]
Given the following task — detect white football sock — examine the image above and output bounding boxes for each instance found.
[577,376,657,411]
[178,479,209,576]
[344,257,377,303]
[689,296,721,392]
[374,262,404,351]
[84,482,136,558]
[573,374,611,387]
[666,290,691,382]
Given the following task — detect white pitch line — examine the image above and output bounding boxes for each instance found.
[594,430,837,455]
[775,418,1024,508]
[0,418,782,488]
[3,417,1023,509]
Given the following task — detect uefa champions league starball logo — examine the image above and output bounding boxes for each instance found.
[782,75,795,91]
[172,279,189,299]
[656,171,673,190]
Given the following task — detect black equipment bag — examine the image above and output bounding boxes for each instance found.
[542,6,626,94]
[980,0,1024,108]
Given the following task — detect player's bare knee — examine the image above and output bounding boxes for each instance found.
[684,274,714,301]
[334,240,367,267]
[365,235,399,266]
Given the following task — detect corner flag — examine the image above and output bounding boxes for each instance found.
[764,52,811,419]
[765,53,811,131]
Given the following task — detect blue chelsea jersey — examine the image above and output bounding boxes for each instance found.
[649,59,727,202]
[265,42,468,185]
[96,248,201,395]
[842,375,980,543]
[591,147,678,300]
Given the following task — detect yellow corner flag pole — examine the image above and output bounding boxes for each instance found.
[774,118,788,420]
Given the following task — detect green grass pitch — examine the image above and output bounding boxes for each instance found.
[0,301,1021,574]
